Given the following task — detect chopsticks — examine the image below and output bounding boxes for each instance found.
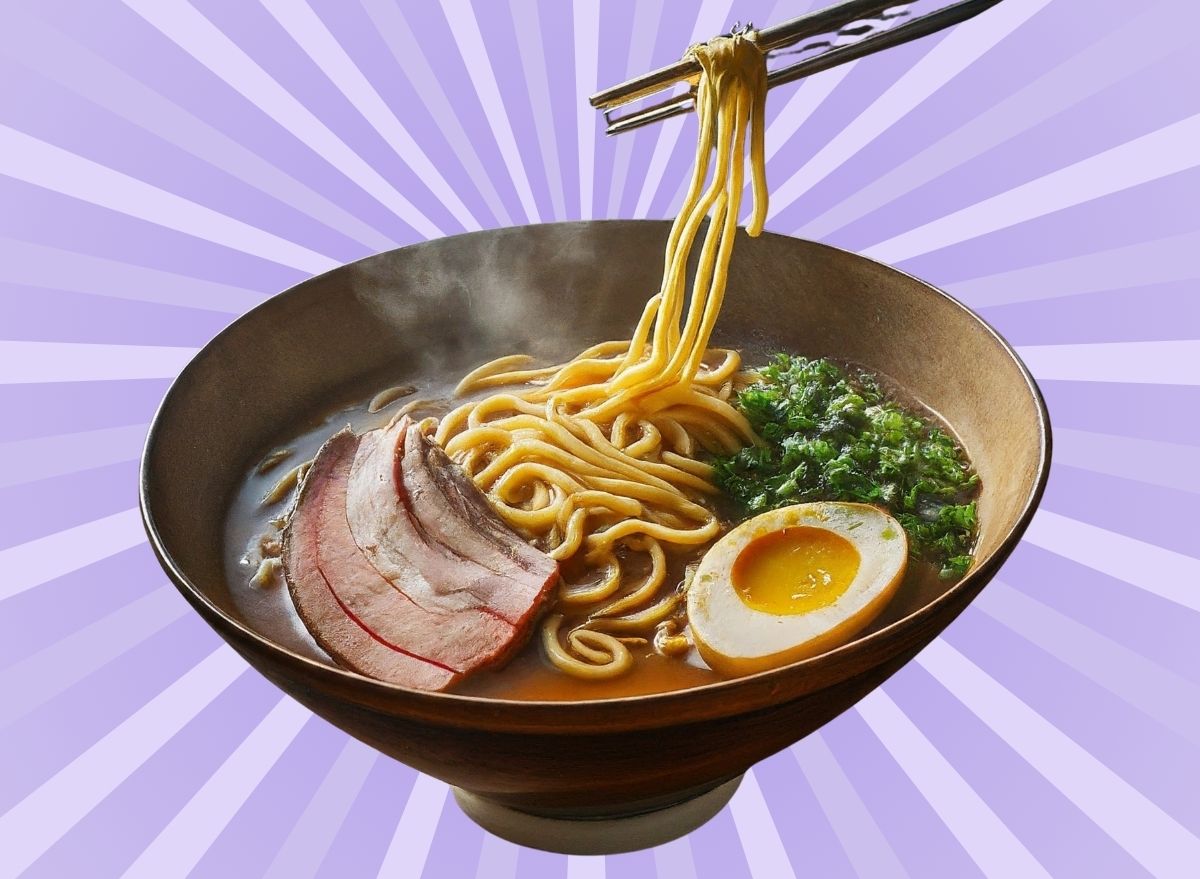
[590,0,1005,135]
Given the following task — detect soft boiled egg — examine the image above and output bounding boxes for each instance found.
[687,502,907,676]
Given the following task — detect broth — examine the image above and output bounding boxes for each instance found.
[222,363,965,701]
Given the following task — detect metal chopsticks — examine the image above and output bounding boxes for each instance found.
[591,0,1005,135]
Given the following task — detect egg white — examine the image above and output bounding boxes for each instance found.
[687,502,908,676]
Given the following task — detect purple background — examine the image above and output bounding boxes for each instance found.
[2,0,1199,876]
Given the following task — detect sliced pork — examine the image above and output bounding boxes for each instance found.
[283,430,458,691]
[397,423,558,621]
[409,430,559,580]
[282,421,558,691]
[346,418,556,627]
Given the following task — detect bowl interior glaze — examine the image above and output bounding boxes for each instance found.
[141,221,1049,815]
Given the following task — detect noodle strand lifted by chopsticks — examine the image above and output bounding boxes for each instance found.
[435,33,768,680]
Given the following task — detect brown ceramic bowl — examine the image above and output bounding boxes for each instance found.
[140,221,1050,853]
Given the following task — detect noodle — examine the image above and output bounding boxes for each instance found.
[434,33,769,680]
[257,447,293,475]
[262,459,312,506]
[367,383,417,413]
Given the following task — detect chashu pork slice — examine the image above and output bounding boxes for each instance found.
[283,426,552,691]
[345,418,556,629]
[282,430,457,690]
[406,424,559,584]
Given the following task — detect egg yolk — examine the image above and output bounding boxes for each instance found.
[731,526,861,615]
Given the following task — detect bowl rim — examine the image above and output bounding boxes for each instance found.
[139,219,1052,723]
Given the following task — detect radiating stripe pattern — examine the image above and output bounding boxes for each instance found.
[0,1,1197,876]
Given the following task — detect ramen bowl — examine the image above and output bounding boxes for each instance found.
[140,221,1050,854]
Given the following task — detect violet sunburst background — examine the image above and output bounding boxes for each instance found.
[1,0,1198,876]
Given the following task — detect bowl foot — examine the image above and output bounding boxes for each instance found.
[453,776,743,855]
